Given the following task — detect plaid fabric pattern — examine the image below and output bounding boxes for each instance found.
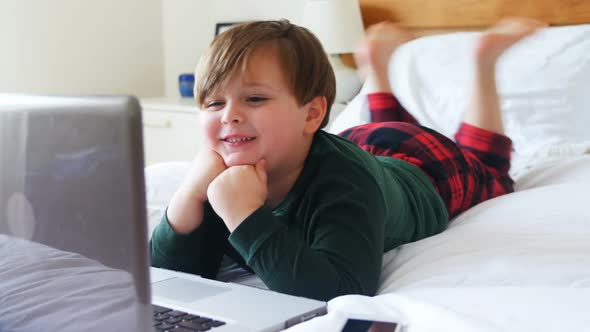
[339,92,514,218]
[368,92,420,124]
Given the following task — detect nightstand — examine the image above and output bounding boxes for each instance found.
[140,97,200,166]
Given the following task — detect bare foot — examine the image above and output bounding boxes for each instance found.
[354,22,413,92]
[354,22,413,79]
[475,17,546,67]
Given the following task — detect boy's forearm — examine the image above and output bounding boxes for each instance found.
[166,186,206,234]
[150,203,230,279]
[228,207,381,301]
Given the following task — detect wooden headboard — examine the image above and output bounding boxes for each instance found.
[360,0,590,32]
[342,1,590,66]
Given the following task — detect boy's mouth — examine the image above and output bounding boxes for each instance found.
[221,135,257,144]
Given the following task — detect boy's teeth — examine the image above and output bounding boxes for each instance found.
[226,137,253,143]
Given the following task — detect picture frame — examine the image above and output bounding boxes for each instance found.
[215,22,240,36]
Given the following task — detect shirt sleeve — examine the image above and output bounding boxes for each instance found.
[368,92,419,125]
[149,202,229,279]
[228,164,386,302]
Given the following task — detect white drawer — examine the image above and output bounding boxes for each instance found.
[142,109,200,165]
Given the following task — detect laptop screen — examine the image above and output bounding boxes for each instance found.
[0,95,152,332]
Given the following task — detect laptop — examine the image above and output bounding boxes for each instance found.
[0,95,327,332]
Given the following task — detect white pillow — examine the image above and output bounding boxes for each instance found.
[329,24,590,157]
[144,162,191,236]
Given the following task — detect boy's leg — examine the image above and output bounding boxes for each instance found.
[354,22,412,94]
[455,19,545,176]
[340,120,513,218]
[342,19,546,218]
[354,22,419,125]
[448,18,546,213]
[462,18,545,135]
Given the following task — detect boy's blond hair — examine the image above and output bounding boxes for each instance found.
[195,19,336,129]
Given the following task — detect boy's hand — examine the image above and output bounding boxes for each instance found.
[207,159,268,232]
[166,148,227,234]
[185,148,228,202]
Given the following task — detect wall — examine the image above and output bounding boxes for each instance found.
[161,0,307,97]
[0,0,310,98]
[0,0,165,97]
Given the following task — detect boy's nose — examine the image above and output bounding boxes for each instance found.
[221,105,244,124]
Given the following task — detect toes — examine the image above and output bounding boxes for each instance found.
[474,17,546,66]
[491,17,547,37]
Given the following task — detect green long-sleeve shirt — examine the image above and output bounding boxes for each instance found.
[150,130,448,301]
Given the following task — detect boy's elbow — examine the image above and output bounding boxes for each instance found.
[328,271,380,301]
[357,273,380,298]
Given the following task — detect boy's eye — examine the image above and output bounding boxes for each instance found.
[247,96,267,103]
[206,101,223,108]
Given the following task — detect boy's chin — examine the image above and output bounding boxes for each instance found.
[223,155,258,167]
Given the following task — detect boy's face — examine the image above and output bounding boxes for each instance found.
[200,44,318,171]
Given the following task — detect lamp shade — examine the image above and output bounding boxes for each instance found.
[302,0,365,54]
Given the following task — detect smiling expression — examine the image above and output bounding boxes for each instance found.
[199,44,320,175]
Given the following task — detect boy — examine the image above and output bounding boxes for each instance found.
[150,18,542,302]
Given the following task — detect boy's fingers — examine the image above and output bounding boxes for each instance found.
[205,147,226,165]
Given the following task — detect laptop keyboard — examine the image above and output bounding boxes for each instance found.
[153,304,226,331]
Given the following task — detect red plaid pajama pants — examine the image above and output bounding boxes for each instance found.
[338,92,514,218]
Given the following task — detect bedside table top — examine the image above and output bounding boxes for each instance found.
[140,97,200,113]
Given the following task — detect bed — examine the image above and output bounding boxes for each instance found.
[145,2,590,331]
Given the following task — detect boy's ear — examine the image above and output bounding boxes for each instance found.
[303,96,327,135]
